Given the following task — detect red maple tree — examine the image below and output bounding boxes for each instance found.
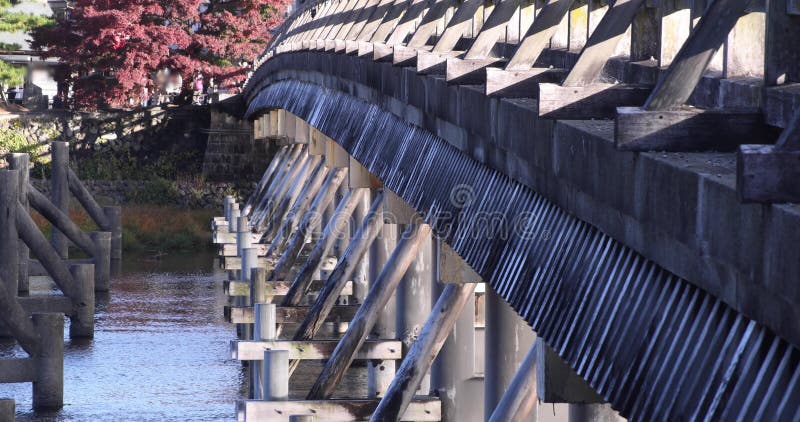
[31,0,290,109]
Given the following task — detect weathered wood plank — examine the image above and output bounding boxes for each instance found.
[18,295,73,316]
[393,45,432,67]
[417,50,463,74]
[225,280,354,297]
[446,57,505,85]
[485,67,568,98]
[219,243,269,257]
[615,106,776,151]
[237,398,441,421]
[0,358,36,383]
[222,256,275,270]
[232,339,402,360]
[224,305,360,324]
[737,145,800,203]
[538,83,652,119]
[213,232,262,245]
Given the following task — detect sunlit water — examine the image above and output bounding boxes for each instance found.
[0,251,243,421]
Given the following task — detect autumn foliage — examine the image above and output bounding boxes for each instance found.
[31,0,290,109]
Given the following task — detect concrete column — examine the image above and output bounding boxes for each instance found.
[254,303,277,399]
[68,263,95,338]
[32,313,64,410]
[50,141,69,259]
[90,232,111,292]
[0,169,19,298]
[237,215,252,256]
[367,217,397,397]
[263,350,290,400]
[485,285,536,421]
[9,153,29,294]
[351,189,373,303]
[396,231,434,394]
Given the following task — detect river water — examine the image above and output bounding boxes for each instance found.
[0,252,243,421]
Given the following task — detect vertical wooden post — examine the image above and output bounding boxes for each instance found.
[68,263,95,338]
[0,398,14,420]
[50,141,69,259]
[32,313,64,410]
[103,206,122,265]
[371,283,478,421]
[9,153,29,294]
[90,232,111,292]
[0,169,19,298]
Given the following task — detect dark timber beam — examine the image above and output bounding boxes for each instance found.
[737,108,800,203]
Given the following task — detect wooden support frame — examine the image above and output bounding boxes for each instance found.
[485,67,568,98]
[224,280,354,297]
[538,83,652,119]
[445,57,506,85]
[224,305,360,324]
[417,50,463,74]
[236,398,442,421]
[737,108,800,202]
[231,339,402,360]
[615,106,775,151]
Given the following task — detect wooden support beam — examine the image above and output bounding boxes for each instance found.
[485,67,568,98]
[272,168,349,281]
[464,0,522,59]
[538,83,652,119]
[431,0,485,53]
[225,279,354,297]
[406,0,455,48]
[505,0,577,70]
[737,145,800,203]
[445,57,505,85]
[371,283,477,420]
[225,305,360,324]
[487,343,539,422]
[232,339,402,360]
[0,358,37,383]
[417,50,463,74]
[393,45,432,67]
[370,0,412,43]
[615,106,775,151]
[384,0,430,45]
[236,398,442,421]
[282,189,366,307]
[222,256,275,270]
[373,42,395,61]
[219,243,269,257]
[737,108,800,202]
[308,223,432,399]
[643,0,754,110]
[214,232,262,245]
[294,192,385,341]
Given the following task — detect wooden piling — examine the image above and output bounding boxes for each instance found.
[90,232,111,292]
[0,398,14,420]
[50,142,70,259]
[308,222,432,400]
[9,153,30,293]
[32,313,64,410]
[0,169,20,298]
[371,283,477,421]
[68,263,95,338]
[103,206,122,263]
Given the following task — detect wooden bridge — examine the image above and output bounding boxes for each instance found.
[217,0,800,419]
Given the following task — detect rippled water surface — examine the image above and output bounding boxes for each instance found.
[0,252,243,421]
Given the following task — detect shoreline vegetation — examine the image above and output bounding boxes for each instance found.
[32,204,215,257]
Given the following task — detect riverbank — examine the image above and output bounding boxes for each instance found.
[32,204,216,256]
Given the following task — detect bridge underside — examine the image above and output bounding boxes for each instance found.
[242,52,800,420]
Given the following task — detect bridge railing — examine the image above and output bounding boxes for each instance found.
[251,0,800,204]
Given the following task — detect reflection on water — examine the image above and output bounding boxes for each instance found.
[0,251,243,421]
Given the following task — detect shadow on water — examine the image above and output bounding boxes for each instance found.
[0,250,244,421]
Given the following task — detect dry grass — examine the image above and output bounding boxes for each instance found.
[32,204,214,254]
